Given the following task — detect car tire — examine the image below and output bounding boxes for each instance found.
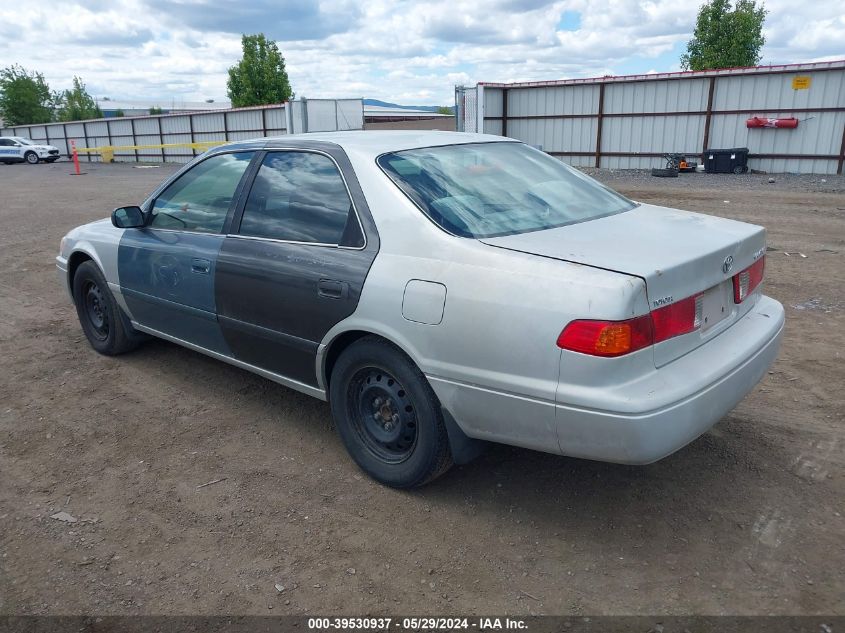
[24,151,39,165]
[651,167,679,177]
[72,261,139,356]
[329,336,453,488]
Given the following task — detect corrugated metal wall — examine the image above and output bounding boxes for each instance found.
[473,61,845,174]
[1,99,363,164]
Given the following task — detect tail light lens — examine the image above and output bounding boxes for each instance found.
[558,293,703,356]
[733,257,765,303]
[557,315,653,357]
[651,293,703,343]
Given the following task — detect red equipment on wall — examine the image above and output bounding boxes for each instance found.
[745,117,800,129]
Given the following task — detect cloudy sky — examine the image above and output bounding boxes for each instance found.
[1,0,843,106]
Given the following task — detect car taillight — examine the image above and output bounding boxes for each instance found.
[733,257,765,303]
[556,315,653,357]
[650,293,702,343]
[557,293,704,356]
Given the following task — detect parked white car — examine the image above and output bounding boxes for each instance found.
[0,136,61,164]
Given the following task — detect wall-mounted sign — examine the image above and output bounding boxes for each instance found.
[792,76,812,90]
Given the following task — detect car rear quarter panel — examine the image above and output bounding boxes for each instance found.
[323,152,651,452]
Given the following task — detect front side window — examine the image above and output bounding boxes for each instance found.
[150,151,255,233]
[13,138,33,145]
[378,142,636,238]
[238,151,354,245]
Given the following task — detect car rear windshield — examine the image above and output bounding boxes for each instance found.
[377,142,636,238]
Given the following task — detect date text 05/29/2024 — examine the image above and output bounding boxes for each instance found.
[306,617,527,630]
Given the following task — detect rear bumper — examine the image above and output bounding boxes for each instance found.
[554,294,784,463]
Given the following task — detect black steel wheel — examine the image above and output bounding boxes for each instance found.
[350,367,418,463]
[330,336,453,488]
[82,279,110,341]
[72,260,140,355]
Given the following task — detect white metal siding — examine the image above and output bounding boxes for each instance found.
[227,110,262,132]
[484,88,503,118]
[472,62,845,174]
[160,115,190,134]
[510,85,598,117]
[508,117,596,153]
[264,107,287,133]
[107,119,132,136]
[485,119,503,136]
[1,99,360,163]
[603,114,705,154]
[713,71,845,111]
[307,100,341,132]
[132,118,160,135]
[336,99,364,130]
[27,125,48,141]
[604,78,709,114]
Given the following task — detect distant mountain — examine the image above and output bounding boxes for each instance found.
[363,99,451,113]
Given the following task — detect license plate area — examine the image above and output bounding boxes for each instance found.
[699,281,732,332]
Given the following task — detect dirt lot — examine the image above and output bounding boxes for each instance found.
[1,160,843,616]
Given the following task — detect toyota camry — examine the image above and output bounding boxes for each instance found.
[56,131,784,487]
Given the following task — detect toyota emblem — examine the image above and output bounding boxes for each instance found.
[722,255,734,274]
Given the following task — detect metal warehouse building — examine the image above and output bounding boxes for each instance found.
[457,60,845,174]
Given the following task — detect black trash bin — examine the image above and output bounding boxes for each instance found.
[703,147,749,174]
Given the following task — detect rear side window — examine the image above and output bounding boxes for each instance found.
[150,151,255,233]
[238,151,354,245]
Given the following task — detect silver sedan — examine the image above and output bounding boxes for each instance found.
[56,131,784,487]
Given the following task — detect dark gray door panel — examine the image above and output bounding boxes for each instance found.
[119,229,232,354]
[215,238,375,386]
[214,144,380,387]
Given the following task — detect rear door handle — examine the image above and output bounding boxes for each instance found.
[191,258,211,274]
[317,279,348,299]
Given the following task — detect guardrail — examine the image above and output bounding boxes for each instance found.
[73,140,224,164]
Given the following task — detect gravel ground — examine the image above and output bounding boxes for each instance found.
[0,161,843,616]
[582,168,845,195]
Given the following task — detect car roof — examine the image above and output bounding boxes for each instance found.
[221,131,515,157]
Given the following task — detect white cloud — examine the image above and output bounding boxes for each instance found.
[0,0,842,105]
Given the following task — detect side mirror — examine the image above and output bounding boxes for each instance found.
[111,205,145,228]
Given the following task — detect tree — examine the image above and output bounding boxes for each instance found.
[681,0,767,70]
[56,76,103,121]
[115,109,125,117]
[436,106,453,115]
[227,33,293,107]
[149,106,163,115]
[0,65,54,125]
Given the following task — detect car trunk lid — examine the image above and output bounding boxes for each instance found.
[480,203,766,366]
